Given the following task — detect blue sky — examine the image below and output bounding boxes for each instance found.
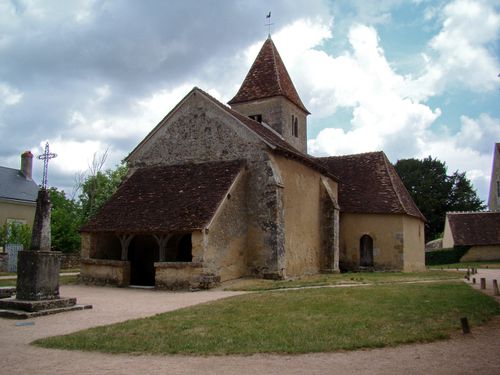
[0,0,498,202]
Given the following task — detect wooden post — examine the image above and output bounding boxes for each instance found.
[493,280,499,296]
[153,234,171,262]
[118,233,134,261]
[480,278,486,289]
[460,317,471,334]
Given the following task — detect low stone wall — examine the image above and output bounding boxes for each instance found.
[0,252,80,272]
[155,262,219,290]
[60,254,81,269]
[80,258,130,287]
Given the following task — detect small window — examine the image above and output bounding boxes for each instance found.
[497,181,500,197]
[249,114,262,123]
[292,116,299,137]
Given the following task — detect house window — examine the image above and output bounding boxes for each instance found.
[249,114,262,123]
[291,115,299,137]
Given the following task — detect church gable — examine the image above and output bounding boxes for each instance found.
[127,88,269,168]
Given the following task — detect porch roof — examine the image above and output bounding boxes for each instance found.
[81,160,244,234]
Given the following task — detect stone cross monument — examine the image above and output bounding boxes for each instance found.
[0,142,91,318]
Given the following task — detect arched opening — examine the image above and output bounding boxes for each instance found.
[359,235,374,267]
[128,235,159,286]
[165,233,193,262]
[91,234,121,260]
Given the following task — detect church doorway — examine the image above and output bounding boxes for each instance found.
[359,235,374,267]
[128,235,159,286]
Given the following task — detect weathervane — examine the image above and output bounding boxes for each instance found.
[265,11,274,37]
[37,142,57,189]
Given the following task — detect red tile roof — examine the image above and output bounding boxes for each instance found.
[447,212,500,246]
[228,37,309,114]
[319,152,425,220]
[81,160,244,234]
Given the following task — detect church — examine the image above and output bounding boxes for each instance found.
[80,37,425,289]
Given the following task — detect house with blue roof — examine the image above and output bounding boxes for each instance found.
[0,151,39,232]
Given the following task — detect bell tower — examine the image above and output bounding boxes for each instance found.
[228,37,310,154]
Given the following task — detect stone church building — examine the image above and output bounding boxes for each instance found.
[80,37,425,289]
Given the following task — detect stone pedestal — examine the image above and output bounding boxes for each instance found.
[0,189,92,319]
[16,250,61,300]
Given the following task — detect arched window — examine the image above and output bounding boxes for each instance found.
[359,235,374,267]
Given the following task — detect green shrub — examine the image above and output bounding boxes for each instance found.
[425,246,470,265]
[0,222,32,249]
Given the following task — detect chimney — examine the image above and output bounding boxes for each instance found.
[21,151,33,180]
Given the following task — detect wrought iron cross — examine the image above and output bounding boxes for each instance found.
[265,11,274,37]
[37,142,57,189]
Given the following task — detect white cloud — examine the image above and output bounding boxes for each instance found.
[420,114,500,200]
[0,83,23,106]
[296,23,441,156]
[415,0,500,98]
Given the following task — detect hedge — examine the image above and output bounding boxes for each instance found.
[425,246,471,265]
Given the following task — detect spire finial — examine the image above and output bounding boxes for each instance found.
[265,11,273,37]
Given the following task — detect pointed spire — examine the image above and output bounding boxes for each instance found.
[228,37,309,114]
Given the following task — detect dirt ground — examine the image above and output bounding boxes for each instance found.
[1,270,499,375]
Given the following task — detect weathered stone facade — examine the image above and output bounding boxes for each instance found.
[488,143,500,211]
[339,213,425,272]
[79,36,424,290]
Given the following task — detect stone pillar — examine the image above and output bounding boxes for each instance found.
[16,188,61,301]
[332,208,340,271]
[16,250,61,300]
[30,189,52,251]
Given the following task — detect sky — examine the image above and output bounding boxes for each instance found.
[0,0,499,202]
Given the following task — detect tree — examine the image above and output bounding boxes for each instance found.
[0,222,31,249]
[78,163,128,223]
[50,187,82,253]
[395,156,485,241]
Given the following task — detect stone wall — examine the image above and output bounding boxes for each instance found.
[488,144,500,211]
[340,213,405,271]
[203,170,248,281]
[154,262,205,290]
[403,216,426,271]
[80,259,130,286]
[0,252,80,272]
[60,254,81,269]
[230,96,308,154]
[271,153,339,277]
[126,91,285,279]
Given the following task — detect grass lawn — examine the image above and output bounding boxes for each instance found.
[428,261,500,270]
[34,282,499,355]
[0,274,79,287]
[224,270,462,291]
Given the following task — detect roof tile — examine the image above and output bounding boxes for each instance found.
[81,160,244,233]
[319,152,425,220]
[228,38,309,114]
[447,212,500,246]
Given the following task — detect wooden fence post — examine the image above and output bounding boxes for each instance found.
[460,317,471,334]
[493,280,499,296]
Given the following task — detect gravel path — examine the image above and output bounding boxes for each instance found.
[1,271,499,375]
